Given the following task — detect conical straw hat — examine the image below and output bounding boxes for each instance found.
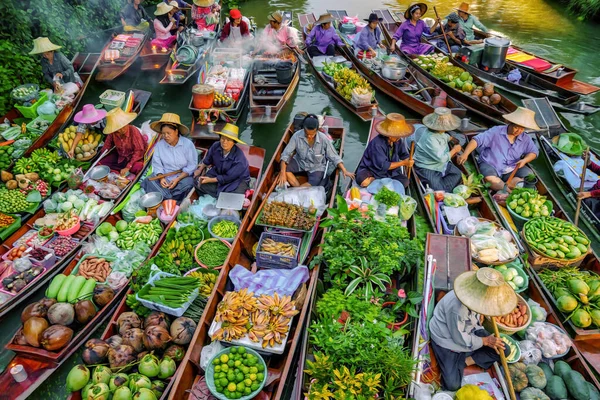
[193,0,215,6]
[29,37,61,55]
[155,2,173,15]
[422,107,461,132]
[375,113,414,138]
[503,107,540,131]
[150,113,189,135]
[103,108,138,134]
[454,268,517,316]
[215,123,245,144]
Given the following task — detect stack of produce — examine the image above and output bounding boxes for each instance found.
[115,218,162,250]
[54,209,80,232]
[58,125,102,160]
[211,289,299,349]
[492,299,530,329]
[0,144,15,170]
[76,256,112,282]
[524,217,590,260]
[174,223,205,247]
[208,346,266,398]
[66,311,197,399]
[96,220,129,242]
[538,266,600,328]
[195,239,230,268]
[0,187,35,213]
[212,219,239,239]
[323,62,373,103]
[47,236,78,257]
[0,212,16,228]
[213,92,234,108]
[187,269,218,297]
[457,216,519,263]
[152,238,195,274]
[259,201,316,230]
[29,118,51,132]
[44,189,113,222]
[14,148,81,185]
[495,260,527,291]
[508,188,551,219]
[1,258,44,294]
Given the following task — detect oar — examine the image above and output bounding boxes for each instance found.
[491,317,517,400]
[504,165,521,191]
[433,7,453,58]
[407,141,415,179]
[574,149,590,226]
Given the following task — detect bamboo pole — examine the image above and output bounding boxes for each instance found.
[574,149,590,226]
[491,317,517,400]
[407,141,416,180]
[433,7,453,58]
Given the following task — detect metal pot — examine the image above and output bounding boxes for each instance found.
[481,37,511,70]
[382,65,407,80]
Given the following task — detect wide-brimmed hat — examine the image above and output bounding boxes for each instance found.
[503,107,540,131]
[454,268,518,316]
[404,3,428,20]
[74,104,107,124]
[423,107,461,132]
[455,2,471,14]
[375,113,414,138]
[268,11,283,23]
[169,1,180,9]
[103,108,138,134]
[364,13,383,23]
[155,3,173,15]
[315,13,335,26]
[150,113,190,135]
[29,37,61,55]
[215,123,245,144]
[230,9,242,19]
[193,0,214,7]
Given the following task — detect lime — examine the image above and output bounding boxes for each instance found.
[237,382,245,392]
[227,372,235,382]
[219,378,228,387]
[249,373,257,381]
[220,354,229,364]
[237,347,246,354]
[257,364,264,372]
[221,364,229,372]
[249,367,258,374]
[213,358,220,365]
[244,387,251,395]
[236,373,244,383]
[256,373,264,381]
[216,385,223,393]
[251,383,260,391]
[215,366,221,373]
[230,347,237,354]
[223,390,231,398]
[234,360,242,367]
[228,360,235,367]
[244,379,252,386]
[227,382,237,392]
[242,366,249,374]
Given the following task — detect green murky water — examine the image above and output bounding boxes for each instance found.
[2,0,599,398]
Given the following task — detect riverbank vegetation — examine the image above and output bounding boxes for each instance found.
[564,0,600,20]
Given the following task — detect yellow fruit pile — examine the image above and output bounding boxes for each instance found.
[332,67,372,102]
[58,125,102,160]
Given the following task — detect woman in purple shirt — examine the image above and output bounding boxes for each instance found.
[354,13,385,58]
[305,13,343,57]
[390,3,438,55]
[457,107,540,191]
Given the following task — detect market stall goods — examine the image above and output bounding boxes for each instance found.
[523,217,590,260]
[258,201,316,231]
[58,126,103,160]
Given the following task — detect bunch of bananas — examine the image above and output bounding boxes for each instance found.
[188,269,218,297]
[154,238,195,272]
[332,67,372,101]
[259,238,296,256]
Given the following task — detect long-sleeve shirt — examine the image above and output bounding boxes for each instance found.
[429,291,485,353]
[414,130,451,173]
[164,0,187,29]
[151,135,198,183]
[474,125,538,176]
[100,125,147,170]
[202,142,250,194]
[41,52,75,85]
[456,14,488,41]
[192,4,219,30]
[392,20,433,55]
[434,23,466,46]
[588,162,600,197]
[280,130,343,172]
[356,134,409,180]
[354,26,381,51]
[305,25,343,54]
[121,3,151,26]
[261,24,297,50]
[154,18,174,40]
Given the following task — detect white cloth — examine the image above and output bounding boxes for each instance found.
[553,152,600,190]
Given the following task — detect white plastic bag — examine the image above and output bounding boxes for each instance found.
[518,339,543,365]
[200,341,224,371]
[457,216,480,237]
[140,120,157,145]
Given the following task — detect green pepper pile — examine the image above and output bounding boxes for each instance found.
[212,219,238,239]
[508,188,551,219]
[196,240,230,267]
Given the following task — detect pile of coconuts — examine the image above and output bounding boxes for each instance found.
[66,310,197,399]
[470,82,502,106]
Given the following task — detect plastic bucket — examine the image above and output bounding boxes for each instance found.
[275,61,294,84]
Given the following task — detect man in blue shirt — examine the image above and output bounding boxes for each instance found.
[451,2,488,44]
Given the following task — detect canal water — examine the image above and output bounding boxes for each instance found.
[2,0,599,398]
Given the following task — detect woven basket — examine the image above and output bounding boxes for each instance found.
[483,294,531,336]
[454,218,518,266]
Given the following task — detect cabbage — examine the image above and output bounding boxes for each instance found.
[43,198,58,213]
[61,201,73,212]
[67,195,78,204]
[98,201,114,218]
[73,199,86,210]
[453,185,471,199]
[53,192,67,203]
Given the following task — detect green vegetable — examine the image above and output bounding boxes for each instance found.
[538,362,553,383]
[545,375,567,400]
[520,387,550,400]
[565,370,589,400]
[26,190,42,203]
[46,274,67,299]
[588,382,600,400]
[67,275,87,303]
[0,188,34,214]
[197,240,230,268]
[526,364,547,389]
[553,361,571,381]
[57,274,76,302]
[211,219,238,239]
[77,278,96,300]
[137,276,201,308]
[373,186,400,208]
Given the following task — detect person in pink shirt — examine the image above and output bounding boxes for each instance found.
[258,12,303,54]
[151,3,177,49]
[191,0,220,31]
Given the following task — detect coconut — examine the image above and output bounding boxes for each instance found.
[483,82,495,97]
[481,96,491,105]
[490,93,502,105]
[472,88,483,98]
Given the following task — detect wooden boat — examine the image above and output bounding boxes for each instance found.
[298,13,383,122]
[167,116,345,400]
[139,40,174,71]
[96,32,149,81]
[247,54,300,124]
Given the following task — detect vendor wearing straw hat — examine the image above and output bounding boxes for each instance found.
[429,268,512,391]
[389,3,437,55]
[97,108,147,176]
[142,113,197,201]
[458,107,540,191]
[305,13,343,57]
[152,3,178,49]
[193,123,251,198]
[165,0,189,30]
[191,0,220,31]
[278,114,354,188]
[354,13,385,59]
[30,37,76,91]
[66,104,107,159]
[355,113,414,189]
[413,107,463,192]
[258,11,304,55]
[120,0,152,32]
[449,2,488,44]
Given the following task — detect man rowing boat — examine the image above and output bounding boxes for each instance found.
[449,2,488,45]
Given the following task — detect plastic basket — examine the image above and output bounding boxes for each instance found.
[25,114,56,134]
[256,232,301,269]
[136,271,198,317]
[24,245,56,269]
[483,294,531,336]
[205,347,268,400]
[71,254,115,284]
[15,92,48,119]
[54,217,81,236]
[99,90,126,111]
[500,334,521,363]
[208,215,241,243]
[0,215,21,241]
[11,84,40,103]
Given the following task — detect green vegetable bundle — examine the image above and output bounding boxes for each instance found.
[137,276,200,308]
[197,240,230,268]
[373,186,400,208]
[212,219,238,239]
[508,188,552,219]
[116,218,162,249]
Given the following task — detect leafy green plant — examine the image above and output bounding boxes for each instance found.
[344,256,392,301]
[304,352,333,384]
[460,172,490,197]
[374,186,401,207]
[315,288,381,322]
[525,173,537,183]
[306,365,381,400]
[382,289,423,321]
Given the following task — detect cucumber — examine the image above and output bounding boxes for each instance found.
[556,250,566,259]
[46,274,67,299]
[57,274,76,302]
[538,244,547,252]
[67,276,87,303]
[576,243,588,254]
[565,252,577,259]
[575,236,590,245]
[563,235,577,246]
[546,249,557,258]
[558,244,570,253]
[77,278,96,300]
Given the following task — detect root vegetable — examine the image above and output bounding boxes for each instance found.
[23,317,49,347]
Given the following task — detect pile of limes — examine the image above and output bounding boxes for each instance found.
[211,346,265,399]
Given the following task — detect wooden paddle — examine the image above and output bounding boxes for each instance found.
[433,7,453,58]
[407,141,415,180]
[504,166,521,190]
[491,317,517,400]
[574,149,590,226]
[148,169,183,181]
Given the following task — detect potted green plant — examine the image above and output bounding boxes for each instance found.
[523,173,538,189]
[381,289,423,330]
[344,256,392,301]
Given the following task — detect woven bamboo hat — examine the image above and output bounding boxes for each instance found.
[315,13,335,26]
[375,113,414,138]
[150,113,190,135]
[29,37,61,55]
[404,3,428,20]
[268,11,283,23]
[456,2,471,14]
[454,268,518,316]
[193,0,214,7]
[503,107,540,131]
[169,1,180,9]
[423,107,461,132]
[215,123,245,144]
[103,108,138,134]
[155,2,173,15]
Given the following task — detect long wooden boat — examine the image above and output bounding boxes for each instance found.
[96,32,149,82]
[298,13,382,122]
[247,56,300,124]
[139,40,174,71]
[167,116,345,400]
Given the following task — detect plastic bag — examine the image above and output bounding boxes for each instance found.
[470,234,499,251]
[398,194,417,221]
[518,339,543,365]
[67,168,84,189]
[457,216,480,237]
[61,82,79,96]
[188,195,216,221]
[107,271,128,290]
[474,221,497,236]
[229,264,309,296]
[14,257,33,273]
[496,237,518,261]
[140,120,157,145]
[200,341,224,371]
[413,383,434,400]
[122,188,145,222]
[37,101,57,116]
[453,184,470,199]
[43,198,59,213]
[268,186,327,215]
[494,229,513,242]
[527,299,548,322]
[443,193,466,207]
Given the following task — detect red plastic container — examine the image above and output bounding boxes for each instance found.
[192,84,215,109]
